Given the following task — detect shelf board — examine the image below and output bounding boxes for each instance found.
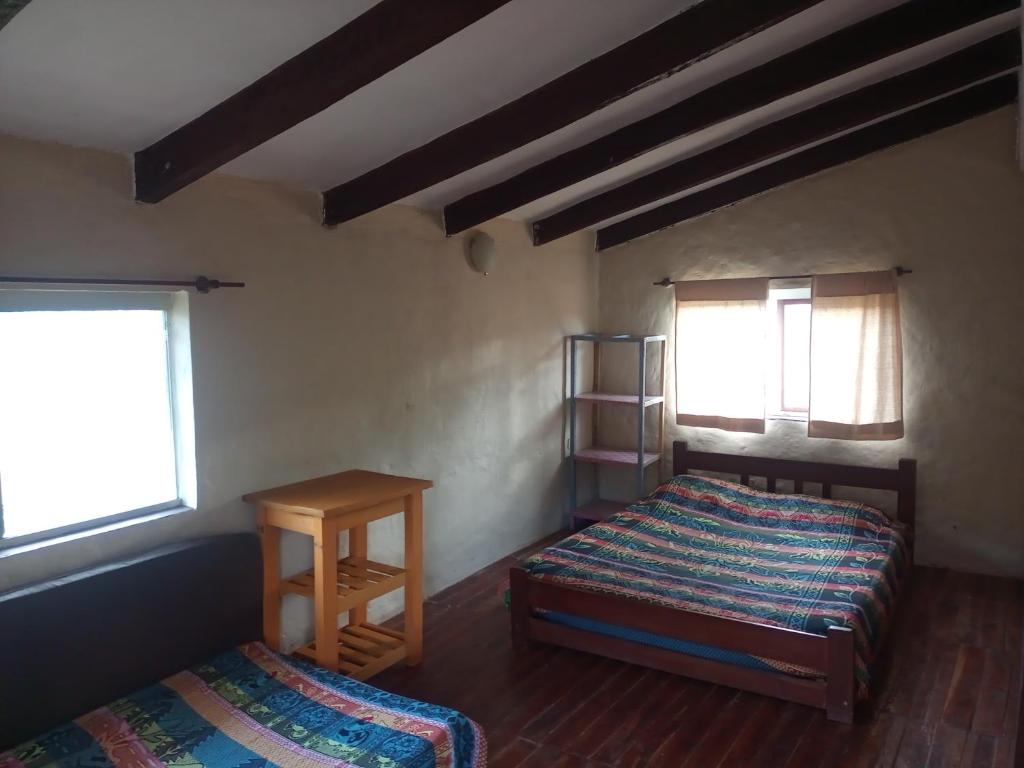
[574,447,661,468]
[570,333,667,343]
[573,499,629,524]
[281,557,406,614]
[575,392,664,407]
[294,622,406,680]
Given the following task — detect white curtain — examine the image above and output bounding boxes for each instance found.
[675,278,768,433]
[809,270,904,440]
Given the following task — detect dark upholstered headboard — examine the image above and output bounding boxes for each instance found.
[0,534,262,749]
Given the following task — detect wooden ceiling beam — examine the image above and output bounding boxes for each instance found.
[445,0,1020,236]
[133,0,513,204]
[533,33,1020,244]
[594,74,1019,251]
[321,0,823,226]
[0,0,32,31]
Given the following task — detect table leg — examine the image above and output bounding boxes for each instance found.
[348,523,368,627]
[257,507,282,650]
[314,520,339,672]
[404,491,424,666]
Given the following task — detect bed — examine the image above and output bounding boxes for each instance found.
[0,535,486,767]
[509,441,916,723]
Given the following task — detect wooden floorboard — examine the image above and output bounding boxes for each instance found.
[373,532,1022,767]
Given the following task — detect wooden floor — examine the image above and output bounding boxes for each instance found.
[375,532,1023,768]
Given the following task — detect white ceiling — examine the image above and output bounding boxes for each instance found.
[0,1,1018,227]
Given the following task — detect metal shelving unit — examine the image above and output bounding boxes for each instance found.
[568,333,667,530]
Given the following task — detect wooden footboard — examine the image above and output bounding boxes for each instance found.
[509,566,856,722]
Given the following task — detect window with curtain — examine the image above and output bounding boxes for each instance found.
[808,270,904,440]
[673,270,903,440]
[675,277,768,433]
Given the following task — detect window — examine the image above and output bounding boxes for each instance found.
[766,281,811,420]
[673,271,903,439]
[0,291,195,545]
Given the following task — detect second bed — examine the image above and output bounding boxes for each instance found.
[510,441,916,722]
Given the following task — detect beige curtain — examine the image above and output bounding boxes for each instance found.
[808,270,903,440]
[675,277,768,433]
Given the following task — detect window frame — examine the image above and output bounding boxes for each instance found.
[0,289,194,549]
[765,281,811,423]
[777,297,811,416]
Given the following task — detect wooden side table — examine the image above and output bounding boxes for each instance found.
[243,470,432,679]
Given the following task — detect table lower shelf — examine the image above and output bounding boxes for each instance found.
[281,557,406,615]
[294,623,407,680]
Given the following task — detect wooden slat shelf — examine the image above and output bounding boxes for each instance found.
[575,392,665,407]
[281,557,406,615]
[294,623,406,681]
[574,447,661,468]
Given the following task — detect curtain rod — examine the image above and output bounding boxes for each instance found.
[654,266,912,287]
[0,275,245,293]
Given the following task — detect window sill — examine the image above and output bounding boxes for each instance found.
[0,504,193,560]
[768,413,809,423]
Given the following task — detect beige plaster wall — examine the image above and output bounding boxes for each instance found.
[0,135,597,647]
[597,107,1024,579]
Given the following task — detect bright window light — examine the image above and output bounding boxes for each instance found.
[780,300,811,412]
[0,309,179,539]
[766,283,811,419]
[676,300,767,423]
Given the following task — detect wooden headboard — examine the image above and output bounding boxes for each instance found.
[672,441,917,528]
[0,534,262,749]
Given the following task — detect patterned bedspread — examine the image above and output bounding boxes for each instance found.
[0,642,485,768]
[522,474,909,692]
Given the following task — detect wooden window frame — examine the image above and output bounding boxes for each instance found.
[777,298,811,416]
[0,290,195,549]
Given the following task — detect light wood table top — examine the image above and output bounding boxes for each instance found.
[243,470,433,518]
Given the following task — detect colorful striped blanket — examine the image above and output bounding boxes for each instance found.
[522,474,909,692]
[0,642,486,768]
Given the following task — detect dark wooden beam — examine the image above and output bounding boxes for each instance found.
[321,0,823,226]
[534,33,1021,244]
[595,74,1019,251]
[444,0,1020,235]
[133,0,513,204]
[0,0,32,31]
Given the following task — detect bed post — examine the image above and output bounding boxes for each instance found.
[826,626,855,723]
[509,566,531,646]
[896,458,917,529]
[673,441,689,476]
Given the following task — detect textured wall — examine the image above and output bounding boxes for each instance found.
[597,107,1024,578]
[0,135,597,647]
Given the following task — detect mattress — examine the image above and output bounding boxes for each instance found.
[521,474,909,693]
[0,642,486,768]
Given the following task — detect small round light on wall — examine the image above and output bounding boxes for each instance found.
[468,232,497,276]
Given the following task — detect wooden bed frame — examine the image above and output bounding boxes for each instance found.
[509,440,917,723]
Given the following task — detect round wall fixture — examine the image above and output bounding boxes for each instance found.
[468,232,497,275]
